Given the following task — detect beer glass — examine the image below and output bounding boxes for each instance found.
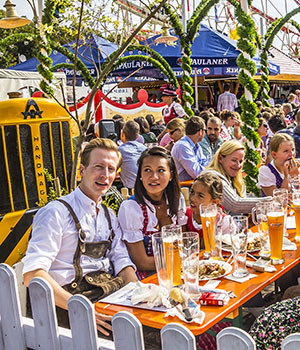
[252,202,271,258]
[180,232,199,297]
[290,175,300,191]
[273,188,288,236]
[210,207,223,260]
[267,201,285,265]
[230,216,249,278]
[161,224,182,286]
[152,232,173,290]
[292,190,300,242]
[200,203,217,258]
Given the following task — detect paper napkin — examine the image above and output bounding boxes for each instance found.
[224,273,257,283]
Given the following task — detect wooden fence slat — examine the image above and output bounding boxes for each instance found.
[112,311,144,350]
[68,295,98,350]
[281,333,300,350]
[217,327,256,350]
[28,277,61,350]
[0,263,26,350]
[161,323,196,350]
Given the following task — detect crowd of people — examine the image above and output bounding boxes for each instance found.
[22,84,300,350]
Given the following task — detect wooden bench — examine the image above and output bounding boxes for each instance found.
[0,263,299,350]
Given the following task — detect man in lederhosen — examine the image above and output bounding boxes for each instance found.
[23,138,137,336]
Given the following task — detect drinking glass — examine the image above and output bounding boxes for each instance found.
[200,203,217,258]
[267,201,285,265]
[161,224,182,286]
[292,190,300,242]
[230,216,249,278]
[290,175,300,191]
[273,188,288,236]
[252,202,271,258]
[152,232,173,290]
[210,207,223,260]
[180,232,199,297]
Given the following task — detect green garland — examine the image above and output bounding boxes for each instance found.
[102,55,178,88]
[163,3,194,117]
[101,44,179,89]
[227,0,260,196]
[50,41,95,88]
[260,7,300,106]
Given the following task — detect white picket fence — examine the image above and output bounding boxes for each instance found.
[0,263,300,350]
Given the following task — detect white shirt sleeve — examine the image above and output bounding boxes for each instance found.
[118,200,156,243]
[106,208,136,275]
[22,201,67,275]
[173,102,186,118]
[258,165,277,188]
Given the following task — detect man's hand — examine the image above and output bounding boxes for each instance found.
[95,309,113,336]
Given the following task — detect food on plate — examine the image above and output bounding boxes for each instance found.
[247,236,261,251]
[199,262,226,279]
[169,287,184,304]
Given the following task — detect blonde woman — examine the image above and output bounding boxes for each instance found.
[204,140,270,214]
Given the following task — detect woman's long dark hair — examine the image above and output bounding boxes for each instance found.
[134,146,181,217]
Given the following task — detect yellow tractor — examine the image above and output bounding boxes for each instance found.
[0,97,73,266]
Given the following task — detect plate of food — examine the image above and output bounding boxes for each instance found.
[222,231,261,252]
[198,260,232,280]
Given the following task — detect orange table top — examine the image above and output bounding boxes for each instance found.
[96,229,300,336]
[179,180,193,187]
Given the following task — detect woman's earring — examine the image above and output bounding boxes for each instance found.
[140,177,142,181]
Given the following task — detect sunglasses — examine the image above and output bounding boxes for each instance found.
[262,124,268,128]
[170,128,179,135]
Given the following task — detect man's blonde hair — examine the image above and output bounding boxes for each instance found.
[206,140,245,197]
[81,138,122,168]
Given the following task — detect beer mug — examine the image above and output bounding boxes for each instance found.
[273,188,288,236]
[252,202,271,258]
[200,203,217,258]
[267,201,285,265]
[292,190,300,242]
[230,216,249,278]
[161,224,182,286]
[152,232,173,290]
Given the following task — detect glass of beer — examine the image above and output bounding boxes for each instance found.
[292,190,300,242]
[267,201,285,265]
[252,202,271,258]
[273,188,288,237]
[161,224,182,286]
[200,204,217,258]
[230,216,249,278]
[152,232,173,290]
[180,232,199,297]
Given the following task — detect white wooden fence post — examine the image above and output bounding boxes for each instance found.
[161,323,196,350]
[28,277,61,350]
[67,295,98,350]
[217,327,256,350]
[0,263,26,350]
[112,311,144,350]
[281,333,300,350]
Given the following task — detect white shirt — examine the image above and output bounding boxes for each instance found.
[258,160,284,189]
[118,194,187,243]
[22,187,134,286]
[162,101,186,118]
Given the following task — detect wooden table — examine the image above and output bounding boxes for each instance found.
[96,230,300,336]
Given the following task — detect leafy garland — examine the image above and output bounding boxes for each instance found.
[50,41,95,88]
[102,54,178,88]
[260,7,300,106]
[101,44,179,89]
[163,2,193,117]
[227,0,260,196]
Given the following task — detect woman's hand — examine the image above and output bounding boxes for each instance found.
[287,158,300,178]
[95,310,113,336]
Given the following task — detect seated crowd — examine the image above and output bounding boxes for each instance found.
[22,87,300,350]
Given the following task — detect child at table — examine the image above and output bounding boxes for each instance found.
[186,172,230,246]
[258,133,300,197]
[186,172,232,350]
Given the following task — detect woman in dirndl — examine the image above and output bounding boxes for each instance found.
[118,146,187,279]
